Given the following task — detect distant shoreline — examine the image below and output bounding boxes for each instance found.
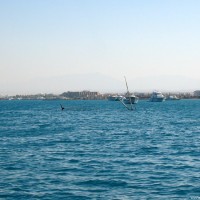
[0,91,199,101]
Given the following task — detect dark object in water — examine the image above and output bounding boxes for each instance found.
[60,104,65,111]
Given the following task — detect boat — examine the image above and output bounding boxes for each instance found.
[149,91,165,102]
[107,95,123,101]
[122,93,139,104]
[120,76,139,110]
[166,95,180,100]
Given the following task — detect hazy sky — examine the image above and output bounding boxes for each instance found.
[0,0,200,94]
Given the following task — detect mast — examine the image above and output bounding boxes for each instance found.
[124,76,133,110]
[124,76,129,95]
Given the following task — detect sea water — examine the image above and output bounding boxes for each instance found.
[0,99,200,199]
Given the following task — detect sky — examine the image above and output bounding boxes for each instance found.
[0,0,200,95]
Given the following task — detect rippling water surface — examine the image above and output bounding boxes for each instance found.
[0,99,200,199]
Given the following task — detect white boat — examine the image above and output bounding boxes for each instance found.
[107,95,123,101]
[120,76,139,110]
[122,93,139,104]
[166,95,180,100]
[149,91,165,102]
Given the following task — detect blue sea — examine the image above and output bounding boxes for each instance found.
[0,99,200,200]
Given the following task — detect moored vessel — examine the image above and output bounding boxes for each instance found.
[107,95,123,101]
[119,76,139,110]
[122,93,139,104]
[166,95,180,100]
[149,91,165,102]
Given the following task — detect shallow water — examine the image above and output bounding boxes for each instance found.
[0,99,200,199]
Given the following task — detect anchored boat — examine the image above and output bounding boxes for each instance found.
[120,77,139,110]
[107,95,123,101]
[149,91,165,102]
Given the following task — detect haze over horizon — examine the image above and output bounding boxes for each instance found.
[0,0,200,95]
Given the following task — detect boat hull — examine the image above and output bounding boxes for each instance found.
[108,96,123,101]
[149,91,165,102]
[149,98,165,102]
[123,96,139,104]
[166,96,180,100]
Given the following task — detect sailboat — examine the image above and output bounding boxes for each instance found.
[119,76,139,110]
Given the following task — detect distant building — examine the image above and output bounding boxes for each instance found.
[61,91,100,99]
[194,90,200,98]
